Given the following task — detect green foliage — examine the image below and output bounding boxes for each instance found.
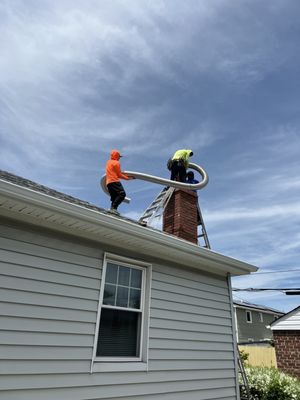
[240,366,300,400]
[239,349,249,363]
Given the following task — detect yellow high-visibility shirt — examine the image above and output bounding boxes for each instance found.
[172,149,193,167]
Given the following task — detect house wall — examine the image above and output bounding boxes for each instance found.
[271,308,300,331]
[235,307,276,343]
[273,331,300,378]
[0,218,237,399]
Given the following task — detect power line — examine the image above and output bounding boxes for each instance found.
[285,291,300,295]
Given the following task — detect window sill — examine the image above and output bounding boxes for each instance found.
[91,362,148,373]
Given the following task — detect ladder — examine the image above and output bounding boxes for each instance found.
[139,187,211,249]
[139,187,175,225]
[197,200,210,249]
[238,349,251,400]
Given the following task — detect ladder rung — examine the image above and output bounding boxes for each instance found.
[147,203,162,211]
[150,198,164,206]
[156,193,167,199]
[139,187,174,225]
[141,212,154,219]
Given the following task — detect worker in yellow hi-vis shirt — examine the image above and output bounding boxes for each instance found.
[168,149,193,182]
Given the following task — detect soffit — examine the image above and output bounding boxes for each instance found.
[0,179,258,277]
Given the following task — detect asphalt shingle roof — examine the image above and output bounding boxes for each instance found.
[0,169,140,225]
[233,299,283,314]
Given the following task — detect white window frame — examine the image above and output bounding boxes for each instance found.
[246,310,252,323]
[259,312,263,322]
[91,253,151,372]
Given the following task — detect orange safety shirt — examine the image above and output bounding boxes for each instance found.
[106,150,129,185]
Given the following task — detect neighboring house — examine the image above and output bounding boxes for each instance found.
[233,300,283,344]
[0,170,257,400]
[271,305,300,378]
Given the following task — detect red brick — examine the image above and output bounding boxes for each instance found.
[274,331,300,378]
[163,189,198,244]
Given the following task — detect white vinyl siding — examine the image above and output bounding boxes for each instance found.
[235,307,280,343]
[271,307,300,330]
[149,264,235,380]
[0,219,237,399]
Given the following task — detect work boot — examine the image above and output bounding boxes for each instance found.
[108,208,120,216]
[138,219,147,227]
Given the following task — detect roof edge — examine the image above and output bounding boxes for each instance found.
[270,305,300,329]
[0,178,258,277]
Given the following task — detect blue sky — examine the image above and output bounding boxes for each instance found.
[1,0,299,312]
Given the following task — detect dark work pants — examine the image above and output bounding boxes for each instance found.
[170,160,186,182]
[107,182,126,209]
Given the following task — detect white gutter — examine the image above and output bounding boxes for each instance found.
[227,276,240,400]
[0,179,258,277]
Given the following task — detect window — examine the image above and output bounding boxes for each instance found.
[259,312,263,322]
[92,254,151,367]
[246,310,252,323]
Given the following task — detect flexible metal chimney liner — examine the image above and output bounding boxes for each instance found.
[100,162,209,204]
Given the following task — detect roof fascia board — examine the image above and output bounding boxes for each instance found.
[270,306,300,329]
[0,179,258,276]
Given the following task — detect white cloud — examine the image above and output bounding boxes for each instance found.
[0,1,288,89]
[230,168,265,179]
[206,202,300,224]
[1,0,300,316]
[0,0,292,168]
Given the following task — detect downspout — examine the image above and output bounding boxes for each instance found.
[227,273,241,400]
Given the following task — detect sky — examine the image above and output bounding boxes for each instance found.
[1,0,300,313]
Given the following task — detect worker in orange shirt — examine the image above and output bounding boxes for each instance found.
[106,149,134,215]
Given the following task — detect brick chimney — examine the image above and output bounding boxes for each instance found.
[163,189,198,244]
